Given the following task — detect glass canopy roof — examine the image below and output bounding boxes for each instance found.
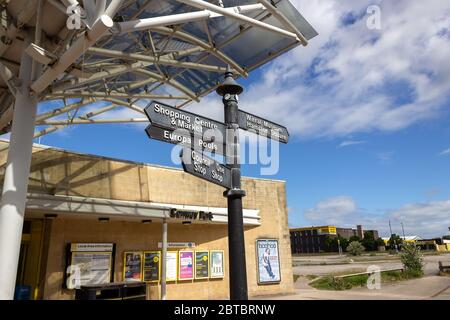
[0,0,317,136]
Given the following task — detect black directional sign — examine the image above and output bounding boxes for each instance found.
[180,148,232,189]
[238,110,289,143]
[144,101,226,151]
[145,125,226,155]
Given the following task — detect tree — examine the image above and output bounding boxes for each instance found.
[323,236,349,253]
[388,234,403,249]
[375,238,386,250]
[362,231,376,251]
[400,244,424,277]
[349,236,361,243]
[347,241,365,256]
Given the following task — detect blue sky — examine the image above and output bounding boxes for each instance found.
[20,0,450,238]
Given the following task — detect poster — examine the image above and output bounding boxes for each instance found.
[209,250,224,278]
[194,251,209,279]
[165,251,178,281]
[123,251,143,282]
[256,239,281,284]
[143,251,160,282]
[178,250,194,280]
[66,243,114,289]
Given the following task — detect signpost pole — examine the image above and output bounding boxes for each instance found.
[216,67,248,300]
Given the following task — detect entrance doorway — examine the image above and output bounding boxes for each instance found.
[15,220,45,300]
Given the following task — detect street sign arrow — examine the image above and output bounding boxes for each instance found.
[145,125,226,155]
[144,100,227,145]
[238,110,289,143]
[180,148,232,189]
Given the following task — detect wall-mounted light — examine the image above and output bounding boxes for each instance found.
[142,219,152,224]
[44,214,58,219]
[98,217,110,223]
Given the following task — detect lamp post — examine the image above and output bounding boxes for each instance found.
[216,66,248,300]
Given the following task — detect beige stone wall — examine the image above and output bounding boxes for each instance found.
[0,141,294,300]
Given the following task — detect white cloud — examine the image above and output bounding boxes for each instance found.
[338,140,366,148]
[377,151,394,163]
[234,0,450,139]
[302,196,450,238]
[439,148,450,155]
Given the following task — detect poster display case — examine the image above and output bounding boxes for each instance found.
[178,250,194,280]
[123,251,143,282]
[209,250,224,278]
[194,251,209,279]
[256,239,281,284]
[143,251,161,282]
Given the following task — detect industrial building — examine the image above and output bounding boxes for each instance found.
[290,225,380,254]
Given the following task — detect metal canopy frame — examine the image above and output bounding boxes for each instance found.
[0,0,317,137]
[0,0,317,300]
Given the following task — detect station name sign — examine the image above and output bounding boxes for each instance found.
[180,148,232,189]
[170,208,213,221]
[238,110,289,143]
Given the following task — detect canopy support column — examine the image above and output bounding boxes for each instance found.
[161,218,168,300]
[0,38,38,300]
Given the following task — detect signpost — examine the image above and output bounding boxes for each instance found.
[180,148,232,189]
[143,66,289,300]
[238,110,289,144]
[144,101,226,154]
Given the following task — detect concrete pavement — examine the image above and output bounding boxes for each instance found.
[256,276,450,300]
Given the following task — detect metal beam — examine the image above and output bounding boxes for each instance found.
[103,97,145,115]
[47,91,190,100]
[36,98,96,121]
[31,15,114,94]
[151,27,247,77]
[34,103,117,137]
[36,118,148,125]
[86,47,227,73]
[177,0,298,41]
[133,69,199,101]
[116,3,265,33]
[257,0,308,45]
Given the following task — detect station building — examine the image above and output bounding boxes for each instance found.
[0,141,294,300]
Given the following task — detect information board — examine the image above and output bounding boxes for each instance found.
[165,251,178,281]
[66,243,114,290]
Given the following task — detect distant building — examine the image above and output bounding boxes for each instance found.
[290,226,337,254]
[290,225,379,254]
[335,227,379,240]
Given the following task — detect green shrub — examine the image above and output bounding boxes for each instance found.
[400,244,424,276]
[347,241,365,256]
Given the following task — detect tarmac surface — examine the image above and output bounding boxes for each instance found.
[256,253,450,300]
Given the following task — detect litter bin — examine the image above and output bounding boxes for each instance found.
[14,285,31,300]
[75,282,146,300]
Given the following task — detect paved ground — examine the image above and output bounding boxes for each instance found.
[256,276,450,300]
[254,253,450,300]
[292,253,450,277]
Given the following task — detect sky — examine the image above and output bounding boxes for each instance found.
[10,0,450,238]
